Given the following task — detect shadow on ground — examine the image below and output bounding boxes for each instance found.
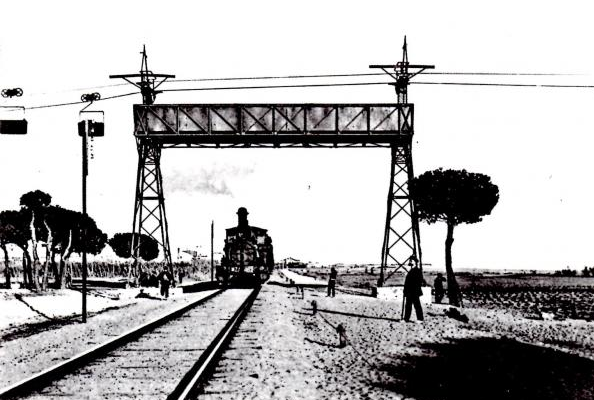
[375,337,594,400]
[294,309,401,323]
[304,337,341,348]
[0,303,134,342]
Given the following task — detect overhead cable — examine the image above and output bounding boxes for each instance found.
[19,79,594,111]
[24,70,582,97]
[26,92,138,110]
[170,71,577,84]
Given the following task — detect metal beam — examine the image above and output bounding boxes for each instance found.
[133,104,413,146]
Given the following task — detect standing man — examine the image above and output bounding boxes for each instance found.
[403,258,424,322]
[157,267,173,299]
[327,266,337,297]
[178,268,185,285]
[433,273,446,304]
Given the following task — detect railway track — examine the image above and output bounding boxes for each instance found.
[0,287,259,400]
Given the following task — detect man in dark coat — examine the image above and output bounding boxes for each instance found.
[403,259,424,321]
[157,267,174,299]
[433,273,446,304]
[327,266,337,297]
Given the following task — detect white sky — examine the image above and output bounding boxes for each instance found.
[1,0,593,270]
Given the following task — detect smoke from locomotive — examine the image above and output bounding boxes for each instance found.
[218,207,274,284]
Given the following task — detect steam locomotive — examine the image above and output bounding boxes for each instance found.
[217,207,274,285]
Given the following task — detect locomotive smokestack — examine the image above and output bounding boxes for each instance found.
[237,207,249,228]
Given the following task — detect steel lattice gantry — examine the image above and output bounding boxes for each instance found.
[131,103,421,274]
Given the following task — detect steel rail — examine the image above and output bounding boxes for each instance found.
[169,286,261,400]
[0,289,224,399]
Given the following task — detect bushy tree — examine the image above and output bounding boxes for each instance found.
[20,190,52,210]
[411,168,499,306]
[0,191,107,290]
[0,210,30,288]
[108,233,159,262]
[45,206,107,288]
[19,190,52,290]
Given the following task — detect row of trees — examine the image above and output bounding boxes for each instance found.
[553,267,594,277]
[0,190,159,290]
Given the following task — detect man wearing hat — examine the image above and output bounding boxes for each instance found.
[403,257,424,322]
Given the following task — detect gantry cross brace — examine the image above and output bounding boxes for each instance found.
[379,145,422,285]
[131,141,172,268]
[131,103,420,276]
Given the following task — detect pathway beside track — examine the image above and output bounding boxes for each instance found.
[273,269,327,287]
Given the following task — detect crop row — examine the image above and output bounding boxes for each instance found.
[462,288,594,321]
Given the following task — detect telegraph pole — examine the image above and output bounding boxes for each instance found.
[210,221,214,281]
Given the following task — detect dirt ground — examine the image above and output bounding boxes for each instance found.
[204,276,594,400]
[1,273,594,400]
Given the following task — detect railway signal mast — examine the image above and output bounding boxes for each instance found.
[110,46,175,274]
[370,37,434,286]
[79,92,104,322]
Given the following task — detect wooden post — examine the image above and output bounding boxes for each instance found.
[210,221,214,281]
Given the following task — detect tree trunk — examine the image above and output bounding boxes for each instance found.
[29,212,41,291]
[23,248,33,289]
[51,251,58,288]
[445,221,461,306]
[22,250,28,287]
[58,252,66,289]
[42,257,49,290]
[2,244,10,289]
[42,221,53,290]
[64,243,74,288]
[128,257,137,281]
[59,230,73,289]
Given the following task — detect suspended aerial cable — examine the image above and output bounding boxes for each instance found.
[412,81,594,89]
[17,79,594,111]
[30,81,130,96]
[26,91,137,110]
[169,71,578,84]
[161,80,594,93]
[161,81,391,93]
[7,70,584,103]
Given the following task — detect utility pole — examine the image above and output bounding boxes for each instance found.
[82,119,88,322]
[211,221,214,281]
[79,93,102,323]
[370,37,434,286]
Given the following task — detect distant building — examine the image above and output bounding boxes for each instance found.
[283,257,307,268]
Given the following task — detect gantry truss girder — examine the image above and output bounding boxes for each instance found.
[133,103,413,146]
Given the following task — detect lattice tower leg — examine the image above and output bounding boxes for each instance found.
[131,141,173,274]
[379,144,422,285]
